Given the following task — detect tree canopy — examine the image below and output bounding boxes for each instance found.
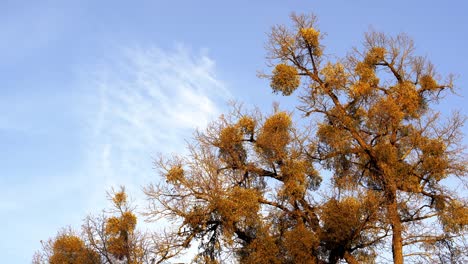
[34,188,154,264]
[35,13,467,264]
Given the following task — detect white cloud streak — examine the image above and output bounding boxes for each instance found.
[79,45,230,209]
[1,45,229,263]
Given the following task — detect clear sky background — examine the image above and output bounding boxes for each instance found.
[1,1,467,262]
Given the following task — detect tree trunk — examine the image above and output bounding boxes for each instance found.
[387,189,404,264]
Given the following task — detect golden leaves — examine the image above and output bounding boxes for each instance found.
[396,172,421,192]
[105,217,121,234]
[219,126,243,148]
[218,125,246,167]
[105,211,138,259]
[183,205,208,231]
[440,200,468,233]
[106,212,137,235]
[355,61,379,86]
[36,188,149,264]
[256,111,292,161]
[49,233,99,264]
[364,46,386,64]
[212,187,260,236]
[352,47,386,87]
[283,222,318,263]
[392,81,422,118]
[419,74,438,91]
[270,63,300,96]
[321,197,360,246]
[280,158,317,198]
[321,62,348,88]
[320,194,380,249]
[166,165,184,184]
[317,122,352,151]
[419,138,449,181]
[102,191,140,261]
[350,81,373,97]
[241,230,280,264]
[237,116,256,135]
[368,97,404,129]
[300,28,319,47]
[299,27,322,56]
[113,191,127,206]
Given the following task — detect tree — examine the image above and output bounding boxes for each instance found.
[33,228,100,264]
[34,188,154,264]
[145,104,392,263]
[35,13,467,264]
[145,107,326,263]
[264,13,467,263]
[144,13,467,264]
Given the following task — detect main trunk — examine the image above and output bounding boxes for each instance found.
[387,189,404,264]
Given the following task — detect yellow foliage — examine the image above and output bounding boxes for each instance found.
[184,205,208,231]
[270,63,300,96]
[241,232,280,264]
[355,47,385,86]
[419,74,438,91]
[355,61,379,86]
[219,126,242,148]
[320,197,365,247]
[213,187,260,236]
[419,139,449,180]
[317,123,352,151]
[105,211,138,259]
[280,159,317,198]
[321,62,348,88]
[368,97,404,129]
[166,165,184,184]
[113,191,127,206]
[121,211,137,232]
[50,234,99,264]
[218,125,246,167]
[237,116,256,135]
[392,81,422,118]
[107,236,128,260]
[350,81,373,98]
[283,222,318,263]
[106,213,137,235]
[300,27,320,47]
[256,112,292,161]
[440,200,468,233]
[396,167,421,192]
[364,46,386,64]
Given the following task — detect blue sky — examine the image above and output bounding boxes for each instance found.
[1,1,467,262]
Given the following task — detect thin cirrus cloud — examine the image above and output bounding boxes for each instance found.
[77,45,230,263]
[79,44,231,203]
[2,45,230,263]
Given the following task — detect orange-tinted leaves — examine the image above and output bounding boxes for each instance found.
[50,234,99,264]
[256,111,292,161]
[283,222,318,263]
[321,62,348,89]
[419,74,438,91]
[237,116,256,135]
[166,165,185,185]
[112,191,127,207]
[364,47,386,64]
[440,200,468,233]
[270,64,300,96]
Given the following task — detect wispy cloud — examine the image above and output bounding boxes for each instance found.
[1,45,229,263]
[79,45,230,208]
